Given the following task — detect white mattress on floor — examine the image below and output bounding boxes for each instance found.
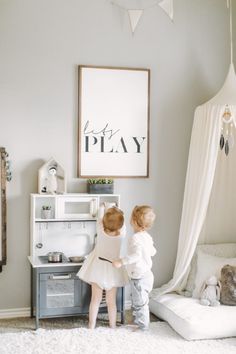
[149,293,236,340]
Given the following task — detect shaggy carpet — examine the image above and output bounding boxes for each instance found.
[0,322,235,354]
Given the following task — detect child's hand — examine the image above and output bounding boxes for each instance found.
[112,260,122,268]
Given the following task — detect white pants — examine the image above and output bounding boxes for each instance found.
[130,271,154,330]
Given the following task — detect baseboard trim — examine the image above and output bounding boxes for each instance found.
[0,307,31,319]
[0,301,132,319]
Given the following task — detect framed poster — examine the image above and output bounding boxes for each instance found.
[78,65,150,177]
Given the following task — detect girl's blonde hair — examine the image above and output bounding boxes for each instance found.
[131,205,156,230]
[103,207,124,232]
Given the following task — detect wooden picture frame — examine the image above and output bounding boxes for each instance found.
[0,147,6,272]
[78,65,150,178]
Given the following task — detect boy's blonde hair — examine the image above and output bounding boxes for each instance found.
[131,205,156,230]
[103,207,124,232]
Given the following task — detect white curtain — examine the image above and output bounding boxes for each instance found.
[151,104,224,299]
[199,118,236,244]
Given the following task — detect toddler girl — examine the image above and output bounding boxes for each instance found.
[77,206,128,329]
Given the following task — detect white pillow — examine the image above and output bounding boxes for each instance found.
[185,243,236,295]
[192,250,236,298]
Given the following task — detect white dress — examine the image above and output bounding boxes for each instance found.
[77,221,128,290]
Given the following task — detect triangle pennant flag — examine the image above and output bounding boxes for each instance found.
[127,9,144,33]
[158,0,174,21]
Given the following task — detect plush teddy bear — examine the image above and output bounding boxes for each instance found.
[220,264,236,305]
[200,275,221,306]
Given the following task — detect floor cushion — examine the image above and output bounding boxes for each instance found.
[149,293,236,340]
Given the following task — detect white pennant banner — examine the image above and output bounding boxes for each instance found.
[127,9,144,33]
[111,1,174,35]
[158,0,174,21]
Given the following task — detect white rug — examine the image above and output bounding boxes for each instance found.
[0,322,235,354]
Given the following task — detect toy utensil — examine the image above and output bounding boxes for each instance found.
[98,256,112,263]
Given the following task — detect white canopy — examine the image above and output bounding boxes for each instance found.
[208,63,236,105]
[151,63,236,299]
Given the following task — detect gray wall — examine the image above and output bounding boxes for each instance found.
[0,0,231,310]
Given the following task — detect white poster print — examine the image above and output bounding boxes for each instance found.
[78,66,150,177]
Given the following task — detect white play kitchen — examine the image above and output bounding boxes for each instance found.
[28,193,125,329]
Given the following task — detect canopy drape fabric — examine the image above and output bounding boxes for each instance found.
[151,64,236,299]
[151,105,224,299]
[151,63,236,299]
[199,127,236,245]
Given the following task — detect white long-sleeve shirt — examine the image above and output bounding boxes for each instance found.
[122,231,156,279]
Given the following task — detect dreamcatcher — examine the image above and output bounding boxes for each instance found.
[219,106,235,156]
